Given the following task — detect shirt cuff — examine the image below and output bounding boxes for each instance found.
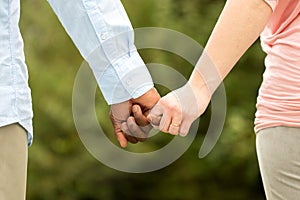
[90,50,154,105]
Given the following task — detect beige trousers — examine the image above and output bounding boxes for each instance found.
[256,126,300,200]
[0,124,28,200]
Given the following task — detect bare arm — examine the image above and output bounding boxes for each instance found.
[190,0,273,99]
[149,0,273,135]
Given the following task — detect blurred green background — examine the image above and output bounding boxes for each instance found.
[20,0,266,199]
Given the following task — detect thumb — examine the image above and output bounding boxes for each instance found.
[148,105,163,128]
[132,104,149,127]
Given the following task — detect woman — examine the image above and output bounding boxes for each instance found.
[148,0,300,199]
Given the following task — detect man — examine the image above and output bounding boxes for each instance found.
[0,0,159,199]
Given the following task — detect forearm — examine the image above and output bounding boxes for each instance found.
[189,0,272,98]
[47,0,153,104]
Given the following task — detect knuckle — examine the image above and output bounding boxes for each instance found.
[173,106,181,114]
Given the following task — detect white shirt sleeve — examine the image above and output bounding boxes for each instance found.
[47,0,154,104]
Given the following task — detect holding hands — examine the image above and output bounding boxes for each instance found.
[109,87,160,148]
[110,73,213,148]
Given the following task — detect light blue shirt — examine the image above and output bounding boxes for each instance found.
[48,0,154,104]
[0,0,33,145]
[0,0,153,146]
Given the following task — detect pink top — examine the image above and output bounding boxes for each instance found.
[255,0,300,133]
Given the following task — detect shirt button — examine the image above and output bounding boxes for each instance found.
[100,34,106,40]
[126,78,132,85]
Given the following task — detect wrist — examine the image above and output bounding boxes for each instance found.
[188,71,212,110]
[130,87,160,112]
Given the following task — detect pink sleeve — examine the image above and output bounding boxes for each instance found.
[264,0,278,11]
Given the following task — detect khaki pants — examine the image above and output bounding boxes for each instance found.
[256,126,300,200]
[0,124,28,200]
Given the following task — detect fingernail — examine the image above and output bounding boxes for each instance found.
[120,141,127,148]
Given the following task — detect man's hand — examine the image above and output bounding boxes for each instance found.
[110,101,135,148]
[110,87,160,148]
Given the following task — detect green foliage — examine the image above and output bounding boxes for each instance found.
[20,0,265,199]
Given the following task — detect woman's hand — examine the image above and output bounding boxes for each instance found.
[148,83,211,136]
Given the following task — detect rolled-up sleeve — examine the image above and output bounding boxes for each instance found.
[47,0,153,104]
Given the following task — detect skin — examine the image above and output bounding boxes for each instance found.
[109,87,160,148]
[127,0,273,137]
